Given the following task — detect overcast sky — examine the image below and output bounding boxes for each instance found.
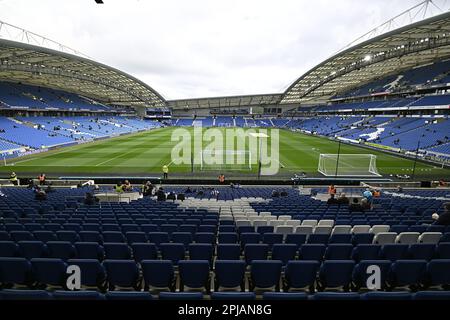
[0,0,440,99]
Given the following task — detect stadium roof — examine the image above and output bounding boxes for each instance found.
[168,93,282,110]
[281,11,450,105]
[0,38,166,108]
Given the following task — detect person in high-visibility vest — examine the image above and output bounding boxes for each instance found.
[218,174,225,184]
[114,182,124,193]
[9,172,18,186]
[163,165,169,179]
[328,184,337,195]
[38,173,46,186]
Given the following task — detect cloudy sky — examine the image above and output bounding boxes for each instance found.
[0,0,442,99]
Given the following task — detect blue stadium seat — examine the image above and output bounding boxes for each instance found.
[271,244,298,265]
[351,244,381,262]
[312,292,360,300]
[104,243,132,260]
[437,243,450,259]
[388,260,427,290]
[141,260,175,291]
[67,259,106,290]
[426,260,450,289]
[352,233,374,245]
[257,226,274,234]
[0,231,10,241]
[103,232,126,243]
[299,244,326,261]
[217,244,241,260]
[244,244,269,265]
[103,260,141,291]
[31,258,68,288]
[262,292,308,300]
[179,260,211,293]
[414,291,450,300]
[159,292,203,300]
[0,241,18,257]
[324,244,353,260]
[214,260,246,292]
[45,224,63,233]
[409,244,436,260]
[318,260,355,291]
[285,234,307,247]
[18,241,48,259]
[172,232,193,249]
[125,232,147,244]
[249,260,282,292]
[380,244,410,261]
[0,257,33,287]
[11,231,34,242]
[82,224,101,232]
[218,232,238,244]
[47,241,76,260]
[212,292,256,300]
[195,233,215,244]
[240,233,261,249]
[352,260,391,291]
[160,243,186,265]
[52,291,105,300]
[79,231,103,243]
[0,289,52,300]
[141,224,159,233]
[283,261,320,292]
[105,291,153,300]
[75,242,105,260]
[307,234,329,245]
[131,243,158,262]
[121,224,140,234]
[147,232,170,247]
[329,234,353,244]
[33,231,57,243]
[189,244,213,266]
[262,233,284,249]
[361,292,413,300]
[56,231,79,243]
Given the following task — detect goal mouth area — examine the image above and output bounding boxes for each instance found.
[195,150,253,172]
[317,153,382,177]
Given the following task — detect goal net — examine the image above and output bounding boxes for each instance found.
[318,154,381,177]
[195,150,252,171]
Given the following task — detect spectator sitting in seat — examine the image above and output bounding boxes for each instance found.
[122,180,133,192]
[327,194,340,205]
[184,186,193,194]
[156,187,166,201]
[432,203,450,226]
[349,198,363,212]
[211,188,220,201]
[271,190,280,198]
[167,191,176,201]
[396,185,403,193]
[337,193,350,205]
[361,198,372,211]
[34,187,47,201]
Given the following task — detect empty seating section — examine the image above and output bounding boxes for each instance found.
[0,186,450,300]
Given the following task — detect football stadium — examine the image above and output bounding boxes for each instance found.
[0,0,449,307]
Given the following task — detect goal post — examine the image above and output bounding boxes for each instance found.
[195,149,252,171]
[318,154,381,177]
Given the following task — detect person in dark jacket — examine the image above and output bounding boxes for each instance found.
[349,198,364,212]
[432,203,450,226]
[327,194,339,205]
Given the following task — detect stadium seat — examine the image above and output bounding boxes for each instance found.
[33,231,57,243]
[388,260,427,290]
[47,241,76,260]
[244,244,269,265]
[283,261,320,292]
[217,244,241,260]
[0,241,18,257]
[373,232,397,245]
[52,290,105,300]
[294,226,314,235]
[195,233,215,244]
[179,260,211,293]
[409,244,436,260]
[271,244,298,265]
[188,244,214,266]
[103,232,126,243]
[312,292,360,300]
[396,232,420,244]
[425,260,450,289]
[414,291,450,300]
[262,233,284,249]
[369,225,390,234]
[0,257,33,287]
[329,234,352,244]
[0,289,52,300]
[67,259,106,290]
[418,232,442,244]
[307,234,329,245]
[147,232,170,247]
[212,292,256,300]
[214,260,246,292]
[351,225,371,234]
[131,243,158,262]
[0,231,10,241]
[314,226,332,235]
[103,260,141,291]
[18,241,48,259]
[159,292,203,300]
[75,242,105,260]
[263,292,308,300]
[10,231,34,242]
[352,260,391,291]
[126,232,149,245]
[79,231,103,243]
[331,226,352,235]
[56,231,79,243]
[240,233,261,249]
[352,233,374,245]
[437,243,450,259]
[31,258,68,288]
[285,234,307,247]
[324,244,353,260]
[299,244,326,261]
[380,244,410,261]
[317,260,355,291]
[160,243,186,265]
[105,291,153,300]
[218,232,238,244]
[361,292,413,300]
[249,260,282,292]
[142,260,175,291]
[104,243,132,260]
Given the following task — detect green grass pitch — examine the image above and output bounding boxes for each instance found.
[0,127,447,179]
